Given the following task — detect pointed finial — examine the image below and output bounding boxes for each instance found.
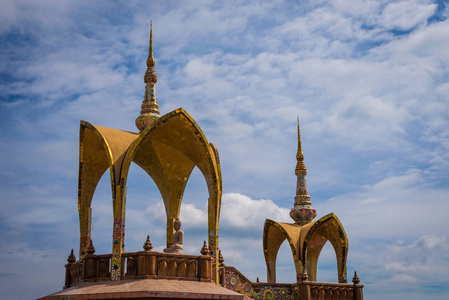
[200,240,210,255]
[256,277,259,283]
[289,117,316,224]
[136,20,160,132]
[148,20,154,69]
[67,249,76,263]
[352,271,360,284]
[295,116,305,175]
[143,234,153,251]
[86,239,96,255]
[218,249,224,264]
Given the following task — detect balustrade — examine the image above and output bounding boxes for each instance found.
[221,265,363,300]
[64,242,363,300]
[64,240,213,289]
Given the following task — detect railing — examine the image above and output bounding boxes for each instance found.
[121,251,212,281]
[64,260,83,289]
[221,265,364,300]
[305,281,360,300]
[64,250,213,289]
[64,244,364,300]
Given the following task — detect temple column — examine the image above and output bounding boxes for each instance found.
[111,183,126,280]
[266,259,276,283]
[208,196,220,284]
[166,217,175,247]
[78,206,91,259]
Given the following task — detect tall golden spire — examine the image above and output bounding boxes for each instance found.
[295,116,306,179]
[289,117,316,224]
[135,20,160,132]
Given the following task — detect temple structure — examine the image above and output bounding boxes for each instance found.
[76,22,222,281]
[263,118,348,284]
[39,23,363,300]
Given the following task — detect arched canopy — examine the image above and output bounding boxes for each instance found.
[263,219,302,283]
[263,213,348,283]
[78,122,139,208]
[302,213,348,283]
[77,108,222,280]
[78,122,138,256]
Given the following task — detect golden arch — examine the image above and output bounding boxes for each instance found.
[263,220,302,283]
[78,122,138,258]
[77,108,222,280]
[263,213,348,283]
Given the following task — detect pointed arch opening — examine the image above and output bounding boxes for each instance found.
[263,220,301,283]
[124,161,166,252]
[316,241,339,283]
[77,121,116,258]
[178,166,209,255]
[276,240,298,283]
[89,171,114,254]
[302,213,348,283]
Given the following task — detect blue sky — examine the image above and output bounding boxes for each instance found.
[1,0,449,299]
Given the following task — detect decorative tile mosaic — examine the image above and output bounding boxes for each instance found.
[111,218,125,280]
[224,268,293,299]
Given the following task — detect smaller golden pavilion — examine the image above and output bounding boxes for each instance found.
[263,119,348,284]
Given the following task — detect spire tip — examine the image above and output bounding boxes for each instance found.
[136,20,160,132]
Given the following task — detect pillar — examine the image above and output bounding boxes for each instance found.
[78,206,91,259]
[111,183,126,280]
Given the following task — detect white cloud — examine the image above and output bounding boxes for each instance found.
[380,0,437,31]
[375,235,449,289]
[184,59,216,83]
[318,168,449,242]
[443,3,449,19]
[372,19,449,64]
[220,193,291,229]
[331,0,380,19]
[390,274,419,283]
[0,0,80,34]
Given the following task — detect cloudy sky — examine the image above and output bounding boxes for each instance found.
[1,0,449,299]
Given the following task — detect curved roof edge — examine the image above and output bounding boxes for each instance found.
[80,121,114,170]
[302,212,348,264]
[263,219,299,262]
[120,107,220,186]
